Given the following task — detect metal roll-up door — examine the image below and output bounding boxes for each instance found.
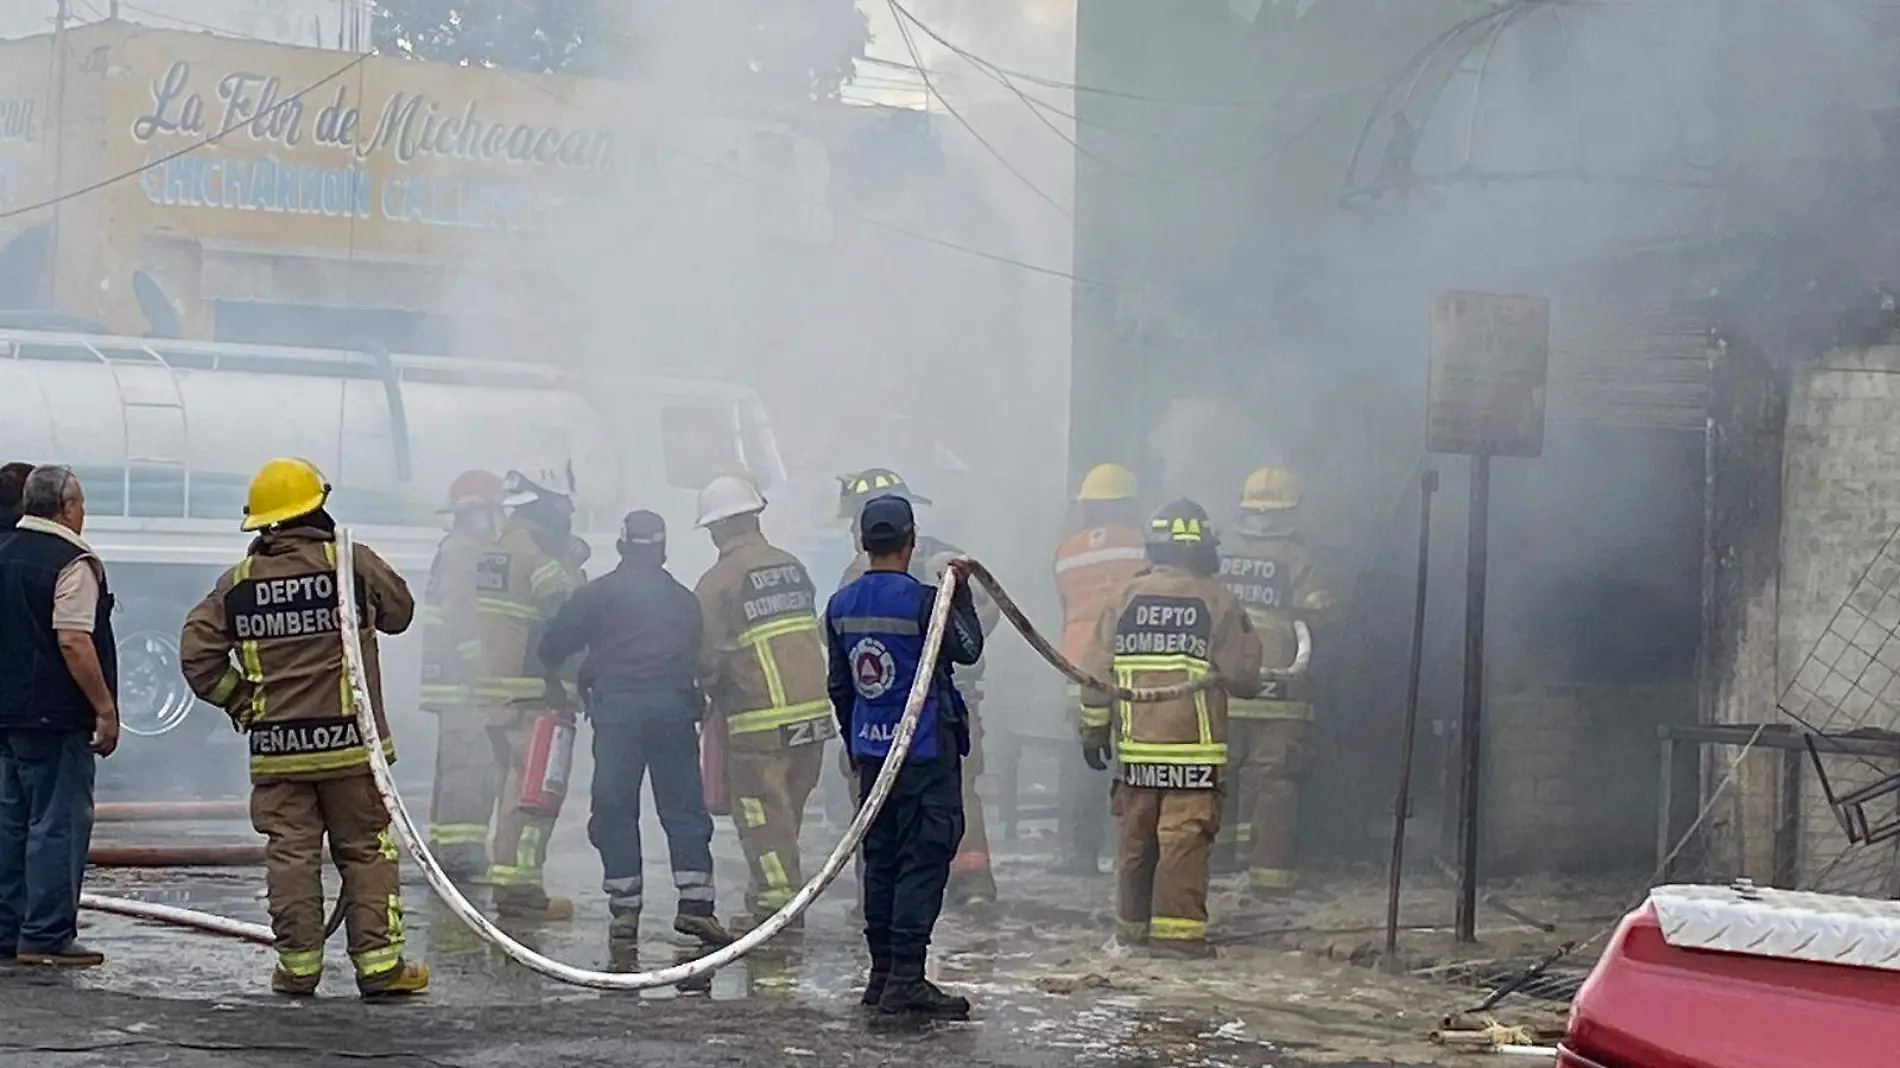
[1548,297,1715,432]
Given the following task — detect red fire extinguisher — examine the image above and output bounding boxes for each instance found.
[518,708,577,818]
[701,711,730,817]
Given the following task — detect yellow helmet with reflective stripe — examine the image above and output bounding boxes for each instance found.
[1146,498,1214,546]
[1241,467,1301,512]
[1076,463,1137,502]
[242,457,330,531]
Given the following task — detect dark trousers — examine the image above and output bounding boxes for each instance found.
[1058,742,1109,865]
[588,710,717,918]
[857,748,964,963]
[0,729,95,953]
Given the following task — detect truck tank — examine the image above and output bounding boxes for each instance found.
[0,330,787,798]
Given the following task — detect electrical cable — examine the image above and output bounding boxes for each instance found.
[883,0,1071,219]
[0,50,372,223]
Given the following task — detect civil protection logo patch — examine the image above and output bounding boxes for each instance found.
[850,637,898,699]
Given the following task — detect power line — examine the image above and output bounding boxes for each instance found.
[883,0,1071,219]
[0,50,372,222]
[480,63,1098,287]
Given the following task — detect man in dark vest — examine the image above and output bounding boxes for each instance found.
[0,465,120,967]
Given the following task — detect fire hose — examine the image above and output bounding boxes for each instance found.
[338,529,1310,990]
[85,531,1308,979]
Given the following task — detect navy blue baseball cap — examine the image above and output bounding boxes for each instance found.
[858,494,916,546]
[618,509,666,547]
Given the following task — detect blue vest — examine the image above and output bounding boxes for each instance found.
[827,569,964,763]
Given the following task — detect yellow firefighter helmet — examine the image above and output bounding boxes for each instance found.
[242,458,331,531]
[1076,463,1137,502]
[1241,467,1301,512]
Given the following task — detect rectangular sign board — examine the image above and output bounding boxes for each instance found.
[1429,291,1550,458]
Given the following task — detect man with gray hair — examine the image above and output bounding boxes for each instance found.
[0,465,119,967]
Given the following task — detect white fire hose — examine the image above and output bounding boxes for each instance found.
[79,891,275,944]
[87,531,1309,985]
[338,529,1310,989]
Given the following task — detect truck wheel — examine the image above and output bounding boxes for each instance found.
[116,628,200,740]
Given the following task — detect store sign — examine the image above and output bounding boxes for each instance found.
[1428,291,1550,458]
[126,57,614,234]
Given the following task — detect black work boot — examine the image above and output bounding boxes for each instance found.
[877,957,970,1019]
[859,950,892,1007]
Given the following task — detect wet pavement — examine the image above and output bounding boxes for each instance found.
[11,804,1590,1067]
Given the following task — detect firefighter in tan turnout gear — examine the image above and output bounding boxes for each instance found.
[1218,468,1334,894]
[479,469,584,920]
[179,458,428,997]
[693,474,833,932]
[835,469,1001,906]
[1052,463,1147,875]
[420,470,505,879]
[1079,498,1263,958]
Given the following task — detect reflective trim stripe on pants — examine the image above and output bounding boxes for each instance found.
[252,774,404,982]
[1113,782,1219,951]
[1230,718,1303,892]
[726,742,823,919]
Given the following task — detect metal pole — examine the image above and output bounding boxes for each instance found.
[1384,467,1438,968]
[1455,453,1491,942]
[47,0,69,303]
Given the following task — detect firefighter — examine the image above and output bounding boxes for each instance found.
[826,494,984,1018]
[420,470,505,879]
[178,458,428,997]
[477,469,584,921]
[1052,463,1147,876]
[1218,467,1334,895]
[835,468,1001,907]
[1079,498,1263,959]
[692,475,832,935]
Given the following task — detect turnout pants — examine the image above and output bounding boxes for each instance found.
[589,712,718,919]
[1229,719,1305,892]
[858,747,964,966]
[486,708,558,905]
[428,705,496,875]
[947,691,995,903]
[251,772,406,992]
[726,739,824,923]
[1113,781,1220,952]
[1058,688,1110,867]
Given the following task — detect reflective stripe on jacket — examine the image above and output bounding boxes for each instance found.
[419,528,489,711]
[695,531,830,744]
[1053,523,1146,664]
[1219,532,1330,721]
[826,570,966,763]
[179,527,414,782]
[473,519,578,704]
[1077,564,1263,775]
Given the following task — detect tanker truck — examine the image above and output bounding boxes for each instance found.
[0,327,791,799]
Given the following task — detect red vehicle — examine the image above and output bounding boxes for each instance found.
[1560,881,1900,1068]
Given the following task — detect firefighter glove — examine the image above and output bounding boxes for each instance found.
[1083,741,1111,772]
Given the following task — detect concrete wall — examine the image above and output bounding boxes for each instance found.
[1775,348,1900,887]
[1487,682,1694,875]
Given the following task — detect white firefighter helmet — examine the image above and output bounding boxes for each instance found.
[696,473,768,528]
[502,465,575,509]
